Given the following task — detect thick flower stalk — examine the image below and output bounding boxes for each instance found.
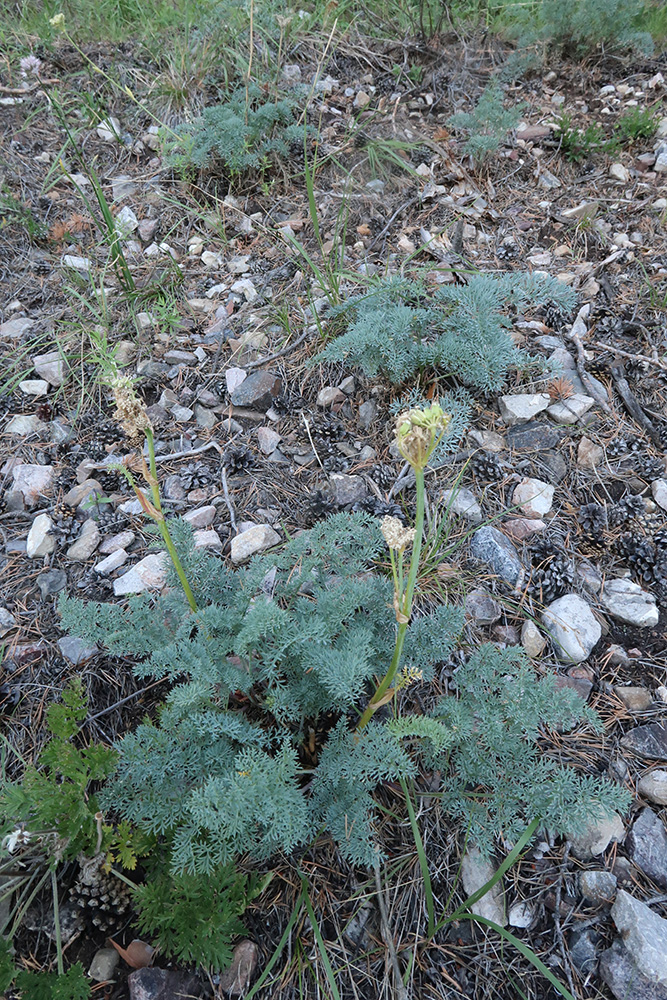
[357,403,450,729]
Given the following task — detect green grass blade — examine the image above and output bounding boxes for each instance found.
[245,889,305,999]
[399,776,434,937]
[300,875,342,1000]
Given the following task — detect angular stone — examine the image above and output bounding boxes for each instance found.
[164,349,196,364]
[465,588,501,625]
[113,553,168,595]
[0,608,16,638]
[358,399,377,430]
[66,519,101,561]
[230,524,280,565]
[194,405,217,429]
[62,254,92,272]
[616,687,653,712]
[0,317,36,340]
[507,422,565,452]
[601,579,659,628]
[317,385,345,408]
[98,530,135,554]
[441,487,482,523]
[508,901,534,928]
[639,771,667,806]
[610,162,630,183]
[555,664,594,702]
[37,568,67,598]
[652,480,667,511]
[627,808,667,889]
[63,479,104,508]
[568,812,624,860]
[183,506,216,528]
[562,201,599,221]
[570,928,600,975]
[94,549,128,575]
[33,350,66,386]
[230,371,282,410]
[622,724,667,761]
[503,518,546,542]
[115,205,139,237]
[218,939,259,996]
[469,526,524,588]
[19,379,49,396]
[541,593,601,662]
[88,947,119,983]
[58,636,98,665]
[256,427,281,455]
[512,477,554,517]
[611,890,667,986]
[460,848,506,926]
[330,474,368,506]
[547,393,595,424]
[128,968,204,1000]
[578,436,604,469]
[498,393,550,425]
[96,116,121,141]
[193,528,223,550]
[580,870,618,903]
[27,513,56,558]
[521,620,546,658]
[601,938,667,1000]
[6,414,45,435]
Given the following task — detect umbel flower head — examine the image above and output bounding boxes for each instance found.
[49,12,65,29]
[110,376,152,443]
[394,402,451,471]
[381,516,415,553]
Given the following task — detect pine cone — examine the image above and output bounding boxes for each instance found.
[70,855,133,933]
[87,419,126,460]
[470,450,503,482]
[369,464,396,490]
[616,533,659,581]
[311,413,345,442]
[321,453,350,473]
[352,498,407,524]
[223,445,255,474]
[529,538,574,604]
[180,462,216,489]
[637,456,666,482]
[579,502,607,539]
[606,437,628,458]
[609,495,645,528]
[306,490,337,522]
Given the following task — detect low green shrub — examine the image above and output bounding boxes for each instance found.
[314,272,575,390]
[448,82,524,164]
[555,113,619,162]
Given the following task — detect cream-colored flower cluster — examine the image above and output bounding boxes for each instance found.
[381,516,415,553]
[394,402,451,470]
[110,375,152,442]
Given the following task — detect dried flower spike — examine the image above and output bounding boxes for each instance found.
[394,403,451,470]
[110,376,152,442]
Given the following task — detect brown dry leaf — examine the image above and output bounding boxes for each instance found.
[107,937,155,969]
[356,223,371,237]
[49,212,90,242]
[433,127,450,141]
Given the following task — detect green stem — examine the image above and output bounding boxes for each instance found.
[51,869,64,976]
[145,428,198,613]
[357,468,425,730]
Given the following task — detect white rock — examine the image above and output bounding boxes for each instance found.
[460,848,506,926]
[256,427,281,455]
[94,549,128,575]
[541,593,601,662]
[578,437,603,470]
[569,812,625,860]
[521,620,546,658]
[0,317,36,340]
[317,386,345,407]
[18,379,49,396]
[441,487,482,524]
[115,205,139,237]
[62,254,92,273]
[5,414,45,435]
[652,480,667,511]
[96,116,122,141]
[12,464,54,506]
[512,478,554,518]
[230,525,280,564]
[183,506,216,528]
[609,162,630,183]
[0,608,17,637]
[27,513,56,558]
[194,528,223,550]
[638,771,667,805]
[600,578,659,628]
[226,367,247,393]
[562,201,598,221]
[508,901,534,928]
[32,350,66,386]
[611,890,667,985]
[113,552,168,595]
[98,530,135,554]
[656,152,667,174]
[231,278,258,303]
[498,393,550,425]
[547,393,595,424]
[66,519,101,561]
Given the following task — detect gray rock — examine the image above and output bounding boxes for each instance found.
[442,487,482,523]
[0,608,16,638]
[62,254,92,273]
[19,378,49,396]
[66,519,100,561]
[113,553,168,595]
[358,399,378,430]
[498,393,550,425]
[622,724,667,761]
[230,524,280,565]
[93,549,127,575]
[5,414,45,435]
[338,375,355,395]
[37,569,67,598]
[638,771,667,806]
[580,870,618,903]
[111,175,136,201]
[88,947,119,982]
[27,513,56,558]
[183,506,216,528]
[194,528,223,550]
[194,405,217,429]
[601,938,667,1000]
[460,848,506,926]
[63,479,104,508]
[98,530,135,554]
[0,317,36,340]
[521,620,546,658]
[601,579,659,628]
[568,811,624,860]
[534,448,568,484]
[469,526,524,587]
[616,686,653,712]
[507,901,534,928]
[465,588,501,625]
[58,636,98,665]
[230,370,282,410]
[218,939,259,995]
[317,385,345,408]
[578,436,604,469]
[627,808,667,889]
[578,560,602,593]
[506,422,565,452]
[256,427,281,455]
[547,393,595,424]
[541,593,601,662]
[330,473,368,506]
[611,890,667,986]
[512,477,554,517]
[652,480,667,511]
[96,116,122,141]
[33,349,66,386]
[128,968,204,1000]
[569,927,600,975]
[136,359,171,377]
[115,205,139,237]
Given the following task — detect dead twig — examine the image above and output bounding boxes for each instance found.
[220,465,237,534]
[609,365,663,447]
[590,339,667,373]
